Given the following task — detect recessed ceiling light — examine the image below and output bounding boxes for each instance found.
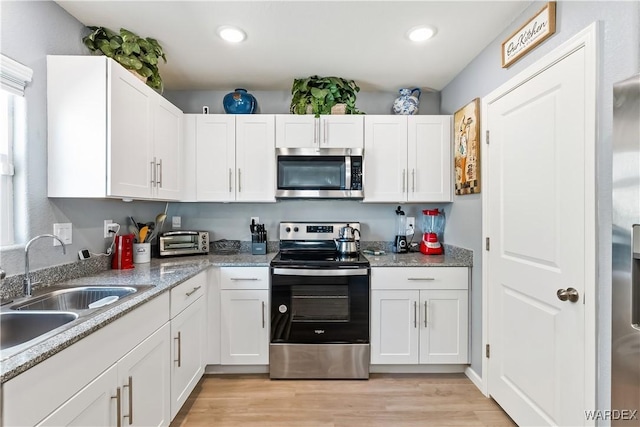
[407,25,437,42]
[217,26,246,43]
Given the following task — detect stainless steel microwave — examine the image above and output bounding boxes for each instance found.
[275,148,364,199]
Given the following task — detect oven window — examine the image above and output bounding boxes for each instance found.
[291,285,349,322]
[278,156,346,190]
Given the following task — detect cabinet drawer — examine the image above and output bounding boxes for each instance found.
[371,267,468,290]
[171,272,206,318]
[220,267,269,290]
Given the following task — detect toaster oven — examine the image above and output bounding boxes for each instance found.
[158,231,209,257]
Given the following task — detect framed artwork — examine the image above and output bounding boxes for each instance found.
[501,2,556,68]
[454,98,480,195]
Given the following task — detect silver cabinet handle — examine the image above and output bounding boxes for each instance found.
[324,120,328,145]
[314,119,318,145]
[402,169,406,193]
[123,376,133,425]
[228,168,232,193]
[557,287,579,303]
[157,159,163,188]
[412,169,416,192]
[408,277,435,281]
[230,277,259,281]
[238,168,242,192]
[111,387,122,427]
[185,285,202,297]
[174,331,182,367]
[262,301,266,328]
[424,301,428,327]
[413,301,417,328]
[150,159,156,186]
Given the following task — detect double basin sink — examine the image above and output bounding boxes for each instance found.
[1,284,153,358]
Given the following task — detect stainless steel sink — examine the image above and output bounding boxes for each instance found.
[0,311,78,350]
[11,286,139,311]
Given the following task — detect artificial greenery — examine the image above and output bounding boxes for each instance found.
[82,26,167,92]
[290,75,363,117]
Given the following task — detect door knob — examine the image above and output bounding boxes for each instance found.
[557,287,579,303]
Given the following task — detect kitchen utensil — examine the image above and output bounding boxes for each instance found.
[138,226,149,243]
[334,224,360,255]
[338,224,360,240]
[128,225,139,241]
[420,208,445,255]
[393,206,408,253]
[129,216,139,231]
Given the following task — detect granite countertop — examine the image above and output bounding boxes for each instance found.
[0,246,470,383]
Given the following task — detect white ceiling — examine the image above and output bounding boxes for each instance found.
[55,1,532,93]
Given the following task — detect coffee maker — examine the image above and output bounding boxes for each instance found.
[393,206,408,253]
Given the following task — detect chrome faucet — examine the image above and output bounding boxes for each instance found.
[24,234,66,297]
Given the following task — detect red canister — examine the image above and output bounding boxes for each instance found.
[112,234,135,270]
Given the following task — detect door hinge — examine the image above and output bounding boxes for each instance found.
[485,237,490,251]
[486,130,490,144]
[486,344,490,358]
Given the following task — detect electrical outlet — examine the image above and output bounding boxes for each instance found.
[103,220,118,238]
[251,216,260,224]
[172,216,182,229]
[406,216,415,236]
[53,223,72,245]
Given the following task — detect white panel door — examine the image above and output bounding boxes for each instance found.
[275,114,316,148]
[195,115,235,201]
[419,289,468,364]
[235,115,276,202]
[370,290,419,364]
[108,63,153,199]
[154,96,183,200]
[486,47,588,426]
[321,115,364,147]
[220,289,269,365]
[408,116,452,202]
[363,116,408,202]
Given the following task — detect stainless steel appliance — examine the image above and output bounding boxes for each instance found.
[157,231,209,257]
[612,73,640,425]
[275,148,364,199]
[269,222,370,379]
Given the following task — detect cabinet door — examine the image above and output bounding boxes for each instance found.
[275,114,316,148]
[37,365,118,427]
[154,96,183,200]
[195,115,236,201]
[220,289,269,365]
[118,323,171,427]
[171,296,205,419]
[363,116,408,202]
[370,290,420,365]
[419,289,468,364]
[235,115,276,202]
[408,116,452,202]
[108,60,154,199]
[321,115,364,147]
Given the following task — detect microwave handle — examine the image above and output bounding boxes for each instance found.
[345,156,352,190]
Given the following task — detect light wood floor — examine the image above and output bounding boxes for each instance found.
[170,373,516,427]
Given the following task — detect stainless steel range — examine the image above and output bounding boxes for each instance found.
[269,222,370,379]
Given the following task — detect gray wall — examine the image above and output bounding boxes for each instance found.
[0,0,167,276]
[440,0,640,415]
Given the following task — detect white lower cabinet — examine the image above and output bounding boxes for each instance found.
[219,267,270,365]
[170,273,207,419]
[37,324,171,427]
[370,267,469,365]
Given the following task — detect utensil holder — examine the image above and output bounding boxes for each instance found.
[252,242,266,255]
[133,243,151,264]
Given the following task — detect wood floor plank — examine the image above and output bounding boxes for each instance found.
[170,373,516,427]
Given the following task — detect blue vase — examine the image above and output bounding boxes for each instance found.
[223,88,257,114]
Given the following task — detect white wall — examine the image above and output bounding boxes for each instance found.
[440,0,640,414]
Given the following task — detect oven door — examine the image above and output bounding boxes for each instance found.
[270,267,370,344]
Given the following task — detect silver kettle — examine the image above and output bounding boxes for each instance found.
[335,224,360,255]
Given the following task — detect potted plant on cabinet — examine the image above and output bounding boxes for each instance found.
[290,75,363,117]
[82,26,167,92]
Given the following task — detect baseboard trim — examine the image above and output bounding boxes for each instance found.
[370,364,467,374]
[465,366,487,396]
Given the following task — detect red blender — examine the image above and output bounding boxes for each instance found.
[420,209,445,255]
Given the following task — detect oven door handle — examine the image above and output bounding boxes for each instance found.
[272,268,369,277]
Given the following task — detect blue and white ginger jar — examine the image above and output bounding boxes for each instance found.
[392,88,421,115]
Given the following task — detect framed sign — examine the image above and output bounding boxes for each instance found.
[454,98,480,195]
[501,2,556,68]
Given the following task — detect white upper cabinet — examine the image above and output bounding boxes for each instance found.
[275,115,363,148]
[47,55,183,201]
[363,115,452,203]
[186,114,275,202]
